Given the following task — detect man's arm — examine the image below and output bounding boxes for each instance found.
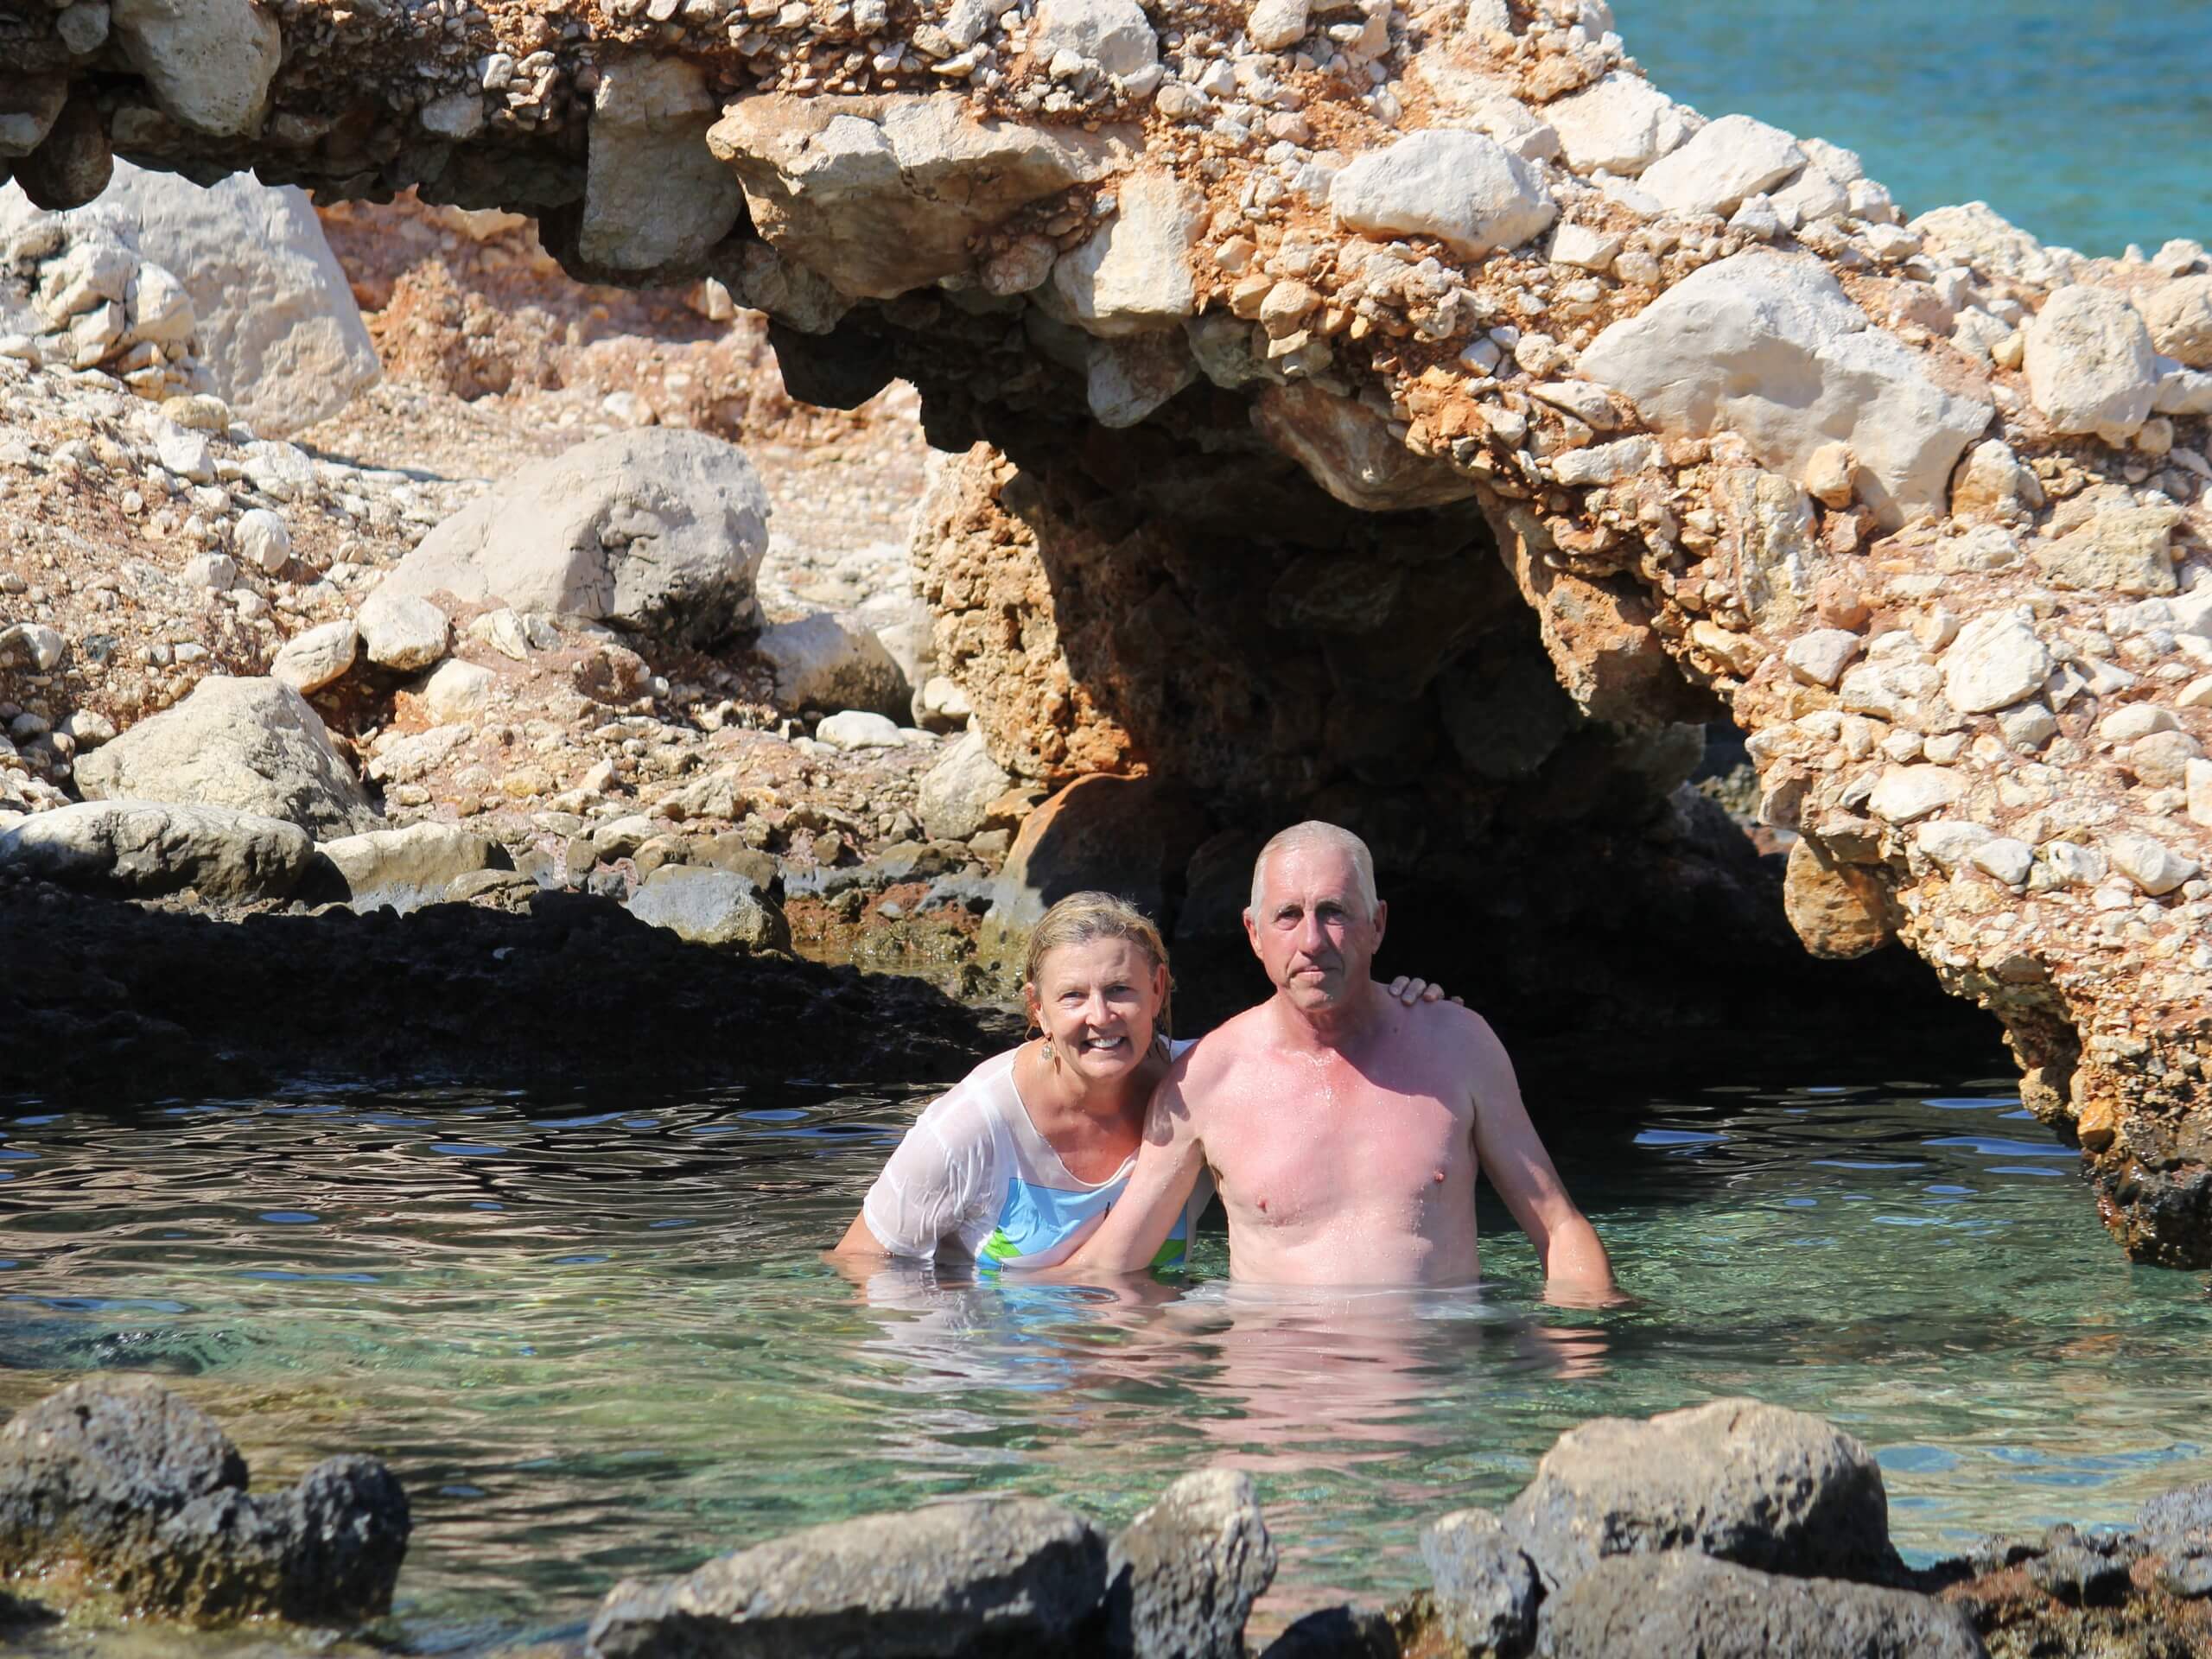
[1464,1016,1621,1306]
[1027,1073,1206,1278]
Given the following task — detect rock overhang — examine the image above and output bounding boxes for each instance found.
[9,0,2212,1265]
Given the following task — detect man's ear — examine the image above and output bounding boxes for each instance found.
[1242,906,1262,958]
[1371,898,1388,951]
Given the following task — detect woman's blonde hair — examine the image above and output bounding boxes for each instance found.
[1022,890,1174,1042]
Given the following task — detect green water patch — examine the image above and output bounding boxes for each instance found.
[0,1075,2207,1649]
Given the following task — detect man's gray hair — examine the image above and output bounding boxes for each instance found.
[1249,821,1380,918]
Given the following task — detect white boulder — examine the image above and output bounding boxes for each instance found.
[1031,0,1158,76]
[73,675,378,836]
[1052,170,1204,336]
[2023,285,2161,444]
[1636,113,1805,217]
[1940,612,2051,715]
[2106,831,2198,897]
[2142,275,2212,368]
[422,658,496,723]
[758,610,909,715]
[1542,73,1701,177]
[1330,130,1555,257]
[918,728,1015,842]
[817,709,905,750]
[110,0,280,137]
[270,619,361,695]
[357,591,451,671]
[1577,251,1993,528]
[0,799,314,900]
[579,58,745,275]
[1868,764,1961,824]
[1783,629,1861,689]
[376,429,771,646]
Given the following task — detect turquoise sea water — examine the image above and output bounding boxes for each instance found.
[1627,0,2212,257]
[2,1073,2209,1651]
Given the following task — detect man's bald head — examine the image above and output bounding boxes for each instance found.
[1250,821,1378,918]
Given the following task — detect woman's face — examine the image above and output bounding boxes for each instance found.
[1027,936,1167,1085]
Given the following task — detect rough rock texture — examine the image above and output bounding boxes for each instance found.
[1536,1553,1986,1659]
[19,0,2212,1262]
[625,862,792,950]
[0,1375,408,1624]
[0,798,314,899]
[311,819,503,910]
[1105,1468,1277,1659]
[1499,1398,1897,1592]
[2,162,380,434]
[586,1497,1108,1658]
[374,428,772,647]
[1421,1508,1541,1655]
[73,674,378,835]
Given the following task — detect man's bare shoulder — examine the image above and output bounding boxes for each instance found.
[1393,996,1514,1073]
[1173,1003,1276,1087]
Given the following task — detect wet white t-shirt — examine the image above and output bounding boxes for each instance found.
[861,1042,1210,1272]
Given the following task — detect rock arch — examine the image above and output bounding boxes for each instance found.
[10,0,2212,1261]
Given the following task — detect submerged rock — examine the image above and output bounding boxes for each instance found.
[0,1375,408,1624]
[586,1497,1108,1658]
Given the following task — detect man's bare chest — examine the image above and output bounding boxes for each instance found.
[1201,1063,1473,1224]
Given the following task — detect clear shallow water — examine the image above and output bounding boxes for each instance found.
[1628,0,2212,257]
[1,1075,2209,1649]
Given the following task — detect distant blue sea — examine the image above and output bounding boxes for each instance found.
[1625,0,2212,257]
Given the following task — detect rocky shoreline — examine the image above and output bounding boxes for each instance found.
[4,1376,2209,1657]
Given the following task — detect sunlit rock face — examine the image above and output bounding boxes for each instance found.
[13,0,2212,1262]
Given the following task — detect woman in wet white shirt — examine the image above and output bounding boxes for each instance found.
[831,891,1448,1274]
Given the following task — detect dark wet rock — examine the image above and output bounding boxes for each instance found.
[784,839,969,899]
[1106,1468,1277,1659]
[2140,1481,2212,1558]
[1421,1508,1538,1656]
[1258,1604,1399,1659]
[1535,1552,1986,1659]
[2157,1554,2212,1598]
[586,1496,1107,1659]
[1501,1398,1898,1592]
[2025,1525,2137,1606]
[0,880,1001,1101]
[0,1376,408,1624]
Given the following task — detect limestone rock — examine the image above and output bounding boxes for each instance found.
[1537,1554,1986,1659]
[1910,200,2064,289]
[586,1498,1106,1658]
[1783,837,1894,959]
[2033,504,2181,595]
[73,676,378,836]
[625,865,791,951]
[758,609,909,715]
[989,772,1209,936]
[578,58,744,277]
[422,658,495,724]
[2106,831,2197,897]
[1543,72,1700,176]
[2142,275,2212,367]
[1578,251,1993,527]
[918,727,1015,841]
[0,800,314,900]
[1245,0,1310,51]
[817,709,904,750]
[0,1376,408,1624]
[1083,330,1199,427]
[1253,382,1478,511]
[377,429,771,647]
[270,618,360,694]
[357,591,450,671]
[1940,612,2050,715]
[1867,765,1960,824]
[1031,0,1157,76]
[709,92,1135,302]
[1052,170,1204,336]
[1783,628,1860,689]
[1420,1509,1539,1656]
[0,75,67,160]
[1500,1399,1897,1592]
[1331,130,1555,257]
[109,0,280,137]
[313,822,502,912]
[1106,1469,1276,1659]
[235,507,290,574]
[2024,285,2161,444]
[35,162,380,435]
[1949,437,2044,519]
[1637,113,1806,217]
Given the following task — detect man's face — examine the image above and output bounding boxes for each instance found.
[1243,845,1386,1011]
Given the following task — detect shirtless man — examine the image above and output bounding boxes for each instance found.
[1062,821,1618,1299]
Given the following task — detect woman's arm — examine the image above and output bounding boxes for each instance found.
[830,1211,892,1259]
[825,1088,991,1265]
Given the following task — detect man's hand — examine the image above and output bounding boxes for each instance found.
[1386,976,1465,1006]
